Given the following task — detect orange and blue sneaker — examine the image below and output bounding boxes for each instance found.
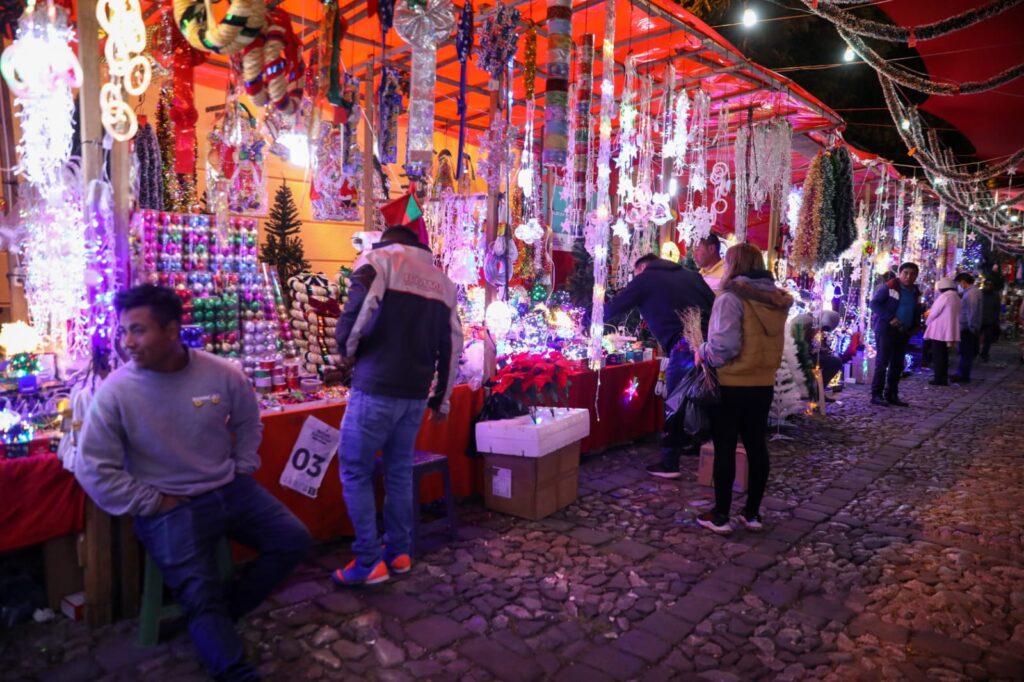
[383,549,412,575]
[331,559,389,587]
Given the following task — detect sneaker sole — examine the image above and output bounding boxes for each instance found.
[696,518,732,535]
[331,570,390,587]
[647,471,682,480]
[389,564,412,575]
[736,518,764,532]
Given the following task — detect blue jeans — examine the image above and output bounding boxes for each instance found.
[661,342,697,468]
[339,389,427,567]
[134,475,311,682]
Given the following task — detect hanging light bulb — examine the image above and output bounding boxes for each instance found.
[1012,215,1020,223]
[843,46,855,62]
[901,119,911,130]
[742,6,757,27]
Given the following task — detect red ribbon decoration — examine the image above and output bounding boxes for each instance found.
[156,8,205,174]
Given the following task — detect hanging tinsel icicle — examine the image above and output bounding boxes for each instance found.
[791,153,825,271]
[135,122,163,211]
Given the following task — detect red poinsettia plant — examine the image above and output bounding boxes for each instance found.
[484,351,574,421]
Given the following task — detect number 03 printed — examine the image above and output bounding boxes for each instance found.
[279,416,341,499]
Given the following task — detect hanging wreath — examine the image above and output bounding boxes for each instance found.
[173,0,266,55]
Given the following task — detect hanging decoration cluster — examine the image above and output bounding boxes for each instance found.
[476,2,520,81]
[135,122,163,210]
[733,118,792,243]
[97,0,151,142]
[586,0,617,370]
[454,0,473,179]
[395,0,455,183]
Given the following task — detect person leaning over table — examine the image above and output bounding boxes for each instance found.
[75,284,311,682]
[694,243,793,535]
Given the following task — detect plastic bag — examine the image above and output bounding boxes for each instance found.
[665,364,720,442]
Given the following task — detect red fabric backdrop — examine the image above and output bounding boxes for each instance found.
[0,454,85,552]
[568,360,663,453]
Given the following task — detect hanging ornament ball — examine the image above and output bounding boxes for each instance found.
[485,300,515,339]
[530,282,548,303]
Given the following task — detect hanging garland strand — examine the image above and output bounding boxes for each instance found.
[840,26,1024,96]
[805,0,1022,45]
[455,0,473,179]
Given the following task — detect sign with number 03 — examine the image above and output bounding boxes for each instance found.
[278,416,341,498]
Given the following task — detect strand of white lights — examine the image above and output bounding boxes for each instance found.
[0,0,82,189]
[586,0,616,370]
[96,0,151,142]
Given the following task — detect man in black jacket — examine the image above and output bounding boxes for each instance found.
[605,254,715,479]
[331,225,462,586]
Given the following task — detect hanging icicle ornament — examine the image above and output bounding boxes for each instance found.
[586,0,617,369]
[395,0,454,183]
[71,179,119,358]
[1,0,82,190]
[377,67,403,165]
[96,0,151,141]
[893,180,906,246]
[478,116,515,190]
[542,0,571,168]
[662,73,689,168]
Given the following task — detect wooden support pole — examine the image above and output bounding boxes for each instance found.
[483,78,502,381]
[363,60,376,234]
[111,141,131,285]
[767,192,781,273]
[78,0,103,191]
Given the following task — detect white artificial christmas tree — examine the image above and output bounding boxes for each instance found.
[770,321,807,425]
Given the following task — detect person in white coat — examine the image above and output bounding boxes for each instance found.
[923,278,961,386]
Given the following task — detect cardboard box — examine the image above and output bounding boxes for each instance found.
[483,442,580,520]
[476,408,590,457]
[697,443,748,493]
[60,592,85,621]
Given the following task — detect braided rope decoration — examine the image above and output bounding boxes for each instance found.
[173,0,266,55]
[239,9,304,114]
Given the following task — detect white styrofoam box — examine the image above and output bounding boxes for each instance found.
[476,408,590,457]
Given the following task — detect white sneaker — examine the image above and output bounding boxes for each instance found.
[737,514,764,532]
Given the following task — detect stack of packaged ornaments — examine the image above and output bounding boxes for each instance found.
[131,211,260,360]
[287,273,343,379]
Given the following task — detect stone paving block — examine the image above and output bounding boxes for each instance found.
[605,539,656,562]
[666,593,718,623]
[820,487,857,503]
[848,614,909,645]
[909,630,983,662]
[651,552,706,577]
[752,578,801,608]
[537,518,574,532]
[315,592,363,615]
[792,507,829,523]
[614,628,672,663]
[731,552,775,570]
[710,565,757,586]
[94,638,162,673]
[406,614,469,650]
[637,610,694,643]
[580,645,646,681]
[568,527,615,546]
[983,649,1024,679]
[38,656,104,682]
[799,595,855,624]
[364,593,429,620]
[765,524,809,544]
[755,538,790,554]
[689,578,743,605]
[554,663,616,682]
[459,637,544,682]
[273,579,329,605]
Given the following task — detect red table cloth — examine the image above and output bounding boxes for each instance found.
[567,360,663,453]
[253,385,485,542]
[0,453,85,552]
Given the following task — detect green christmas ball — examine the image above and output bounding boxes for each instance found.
[530,282,548,303]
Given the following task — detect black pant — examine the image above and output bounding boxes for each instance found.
[959,329,979,379]
[871,327,911,399]
[708,385,773,518]
[932,341,949,383]
[980,324,999,359]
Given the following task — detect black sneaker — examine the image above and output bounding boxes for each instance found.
[886,397,910,407]
[870,395,889,407]
[645,462,681,480]
[696,512,733,535]
[928,379,949,386]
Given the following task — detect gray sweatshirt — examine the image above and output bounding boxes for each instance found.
[959,285,983,334]
[75,349,263,516]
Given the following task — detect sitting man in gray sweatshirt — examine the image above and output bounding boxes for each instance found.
[76,285,311,682]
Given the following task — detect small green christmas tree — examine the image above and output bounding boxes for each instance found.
[261,183,310,306]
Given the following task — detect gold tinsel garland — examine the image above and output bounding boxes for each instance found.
[790,153,825,272]
[157,82,198,212]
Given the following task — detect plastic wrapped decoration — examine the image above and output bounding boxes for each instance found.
[454,0,473,180]
[542,0,571,168]
[432,149,456,199]
[377,67,403,165]
[135,122,163,211]
[311,121,360,221]
[476,2,520,81]
[394,0,454,183]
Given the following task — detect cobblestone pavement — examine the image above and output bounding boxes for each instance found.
[3,346,1024,681]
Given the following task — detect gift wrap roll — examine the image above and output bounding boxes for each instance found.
[542,0,572,168]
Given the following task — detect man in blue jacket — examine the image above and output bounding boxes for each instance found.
[868,262,921,407]
[605,254,715,478]
[332,224,463,585]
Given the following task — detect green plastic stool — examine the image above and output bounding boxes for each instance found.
[137,538,233,647]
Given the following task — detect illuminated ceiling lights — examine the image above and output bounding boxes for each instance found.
[843,46,855,62]
[742,4,757,28]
